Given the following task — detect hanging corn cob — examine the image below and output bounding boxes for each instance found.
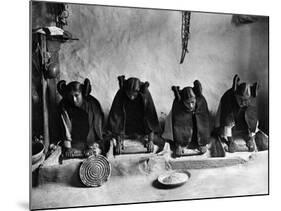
[180,11,191,64]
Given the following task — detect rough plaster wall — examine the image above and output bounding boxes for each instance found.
[56,5,268,132]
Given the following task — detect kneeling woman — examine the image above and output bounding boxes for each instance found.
[107,75,162,155]
[215,74,260,153]
[162,80,210,157]
[57,79,104,158]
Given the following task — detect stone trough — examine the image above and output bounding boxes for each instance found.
[35,144,256,187]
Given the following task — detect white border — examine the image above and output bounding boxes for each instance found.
[1,0,278,211]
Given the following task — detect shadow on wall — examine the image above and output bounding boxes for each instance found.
[232,16,269,134]
[248,17,269,134]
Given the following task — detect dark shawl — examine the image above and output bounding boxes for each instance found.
[59,95,104,145]
[219,88,258,133]
[107,78,161,136]
[171,83,210,147]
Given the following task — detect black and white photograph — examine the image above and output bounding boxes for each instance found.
[30,0,269,210]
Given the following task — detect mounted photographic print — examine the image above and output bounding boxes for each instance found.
[30,1,269,210]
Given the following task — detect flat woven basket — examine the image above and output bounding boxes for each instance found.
[79,155,111,187]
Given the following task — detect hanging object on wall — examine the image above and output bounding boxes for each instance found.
[232,15,258,26]
[32,2,69,29]
[180,11,191,64]
[46,2,69,28]
[56,5,69,28]
[32,26,79,153]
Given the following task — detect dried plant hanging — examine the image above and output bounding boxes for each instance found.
[180,11,191,64]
